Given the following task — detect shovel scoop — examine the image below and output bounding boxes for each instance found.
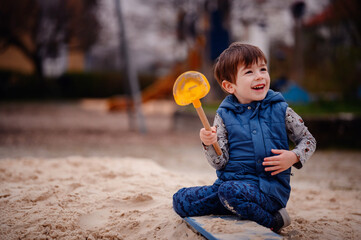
[173,71,222,155]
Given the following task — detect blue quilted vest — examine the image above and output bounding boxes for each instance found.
[216,90,291,207]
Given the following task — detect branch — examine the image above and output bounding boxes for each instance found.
[8,34,35,61]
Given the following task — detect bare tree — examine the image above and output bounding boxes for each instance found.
[0,0,100,80]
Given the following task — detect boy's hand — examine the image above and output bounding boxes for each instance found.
[263,149,299,175]
[200,126,217,146]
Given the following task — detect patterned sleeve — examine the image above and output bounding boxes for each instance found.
[202,113,229,170]
[286,107,317,169]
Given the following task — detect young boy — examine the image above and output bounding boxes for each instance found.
[173,42,316,233]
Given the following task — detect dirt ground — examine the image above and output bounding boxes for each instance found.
[1,100,361,239]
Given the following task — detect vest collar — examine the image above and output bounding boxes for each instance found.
[227,95,260,114]
[219,90,286,114]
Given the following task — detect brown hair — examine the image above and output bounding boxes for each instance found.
[213,43,267,87]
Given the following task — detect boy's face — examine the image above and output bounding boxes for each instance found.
[222,60,270,104]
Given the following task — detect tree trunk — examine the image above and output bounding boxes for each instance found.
[33,54,44,81]
[32,52,46,96]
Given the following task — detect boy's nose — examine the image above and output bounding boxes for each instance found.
[255,71,263,80]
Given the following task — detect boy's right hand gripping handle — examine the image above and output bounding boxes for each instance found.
[194,106,223,156]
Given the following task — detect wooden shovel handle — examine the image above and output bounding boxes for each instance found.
[195,106,223,156]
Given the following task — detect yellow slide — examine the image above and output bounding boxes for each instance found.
[108,37,204,111]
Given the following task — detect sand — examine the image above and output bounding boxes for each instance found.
[0,157,207,239]
[1,100,361,239]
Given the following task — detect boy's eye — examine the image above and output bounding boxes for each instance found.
[261,68,267,72]
[245,70,253,74]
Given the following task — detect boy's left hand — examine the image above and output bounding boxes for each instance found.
[263,149,299,175]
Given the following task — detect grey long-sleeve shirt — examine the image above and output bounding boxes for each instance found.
[202,107,316,170]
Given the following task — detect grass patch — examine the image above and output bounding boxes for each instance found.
[289,101,361,117]
[197,100,361,117]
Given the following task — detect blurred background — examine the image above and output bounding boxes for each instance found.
[0,0,360,161]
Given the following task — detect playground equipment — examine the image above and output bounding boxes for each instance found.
[107,37,204,111]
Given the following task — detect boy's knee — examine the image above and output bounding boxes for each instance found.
[218,181,252,215]
[172,189,187,217]
[218,181,249,204]
[218,181,238,213]
[218,181,236,200]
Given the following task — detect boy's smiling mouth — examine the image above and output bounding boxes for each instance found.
[251,84,265,90]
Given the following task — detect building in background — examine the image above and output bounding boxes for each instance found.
[0,0,330,78]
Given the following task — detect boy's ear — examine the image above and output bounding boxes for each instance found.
[222,80,234,94]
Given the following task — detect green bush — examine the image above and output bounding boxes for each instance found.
[0,70,156,99]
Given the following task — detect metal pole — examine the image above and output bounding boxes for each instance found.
[114,0,147,133]
[291,1,306,85]
[294,17,304,85]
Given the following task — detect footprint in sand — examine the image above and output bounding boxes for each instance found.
[99,171,117,179]
[122,193,153,203]
[68,183,83,192]
[24,189,54,202]
[78,209,112,230]
[104,193,155,211]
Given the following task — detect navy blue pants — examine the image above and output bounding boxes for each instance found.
[173,180,282,228]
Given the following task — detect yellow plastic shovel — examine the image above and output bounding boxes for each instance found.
[173,71,222,155]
